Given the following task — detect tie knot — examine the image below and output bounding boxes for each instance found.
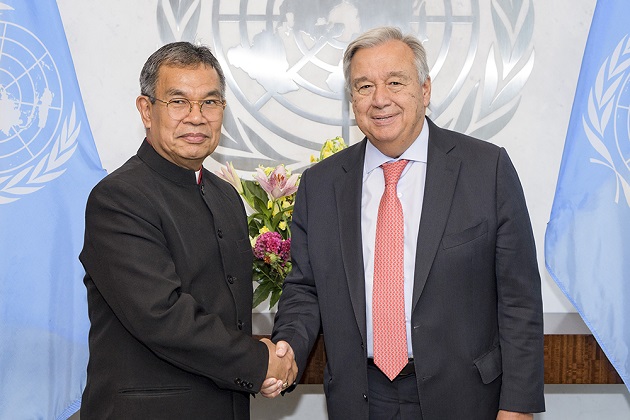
[381,159,409,185]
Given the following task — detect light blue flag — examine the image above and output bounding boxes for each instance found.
[545,0,630,391]
[0,1,106,418]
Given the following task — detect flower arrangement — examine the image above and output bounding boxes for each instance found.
[217,136,347,309]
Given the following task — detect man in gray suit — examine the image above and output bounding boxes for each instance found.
[266,27,544,419]
[80,42,296,419]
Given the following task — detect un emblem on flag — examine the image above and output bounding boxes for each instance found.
[0,8,79,204]
[583,35,630,207]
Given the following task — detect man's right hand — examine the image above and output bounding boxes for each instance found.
[260,338,297,398]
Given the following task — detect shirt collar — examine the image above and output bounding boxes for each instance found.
[364,117,429,175]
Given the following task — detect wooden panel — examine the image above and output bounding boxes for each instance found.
[298,333,327,384]
[544,334,623,384]
[256,334,624,384]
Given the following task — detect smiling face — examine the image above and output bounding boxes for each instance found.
[136,64,224,170]
[350,40,431,158]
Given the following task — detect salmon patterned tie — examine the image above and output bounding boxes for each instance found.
[373,159,409,381]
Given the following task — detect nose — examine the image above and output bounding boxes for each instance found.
[371,83,392,107]
[184,101,204,122]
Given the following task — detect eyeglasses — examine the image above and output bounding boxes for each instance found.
[149,96,226,121]
[353,81,410,97]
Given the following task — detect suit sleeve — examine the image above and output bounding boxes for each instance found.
[271,168,323,382]
[495,148,545,412]
[81,177,269,392]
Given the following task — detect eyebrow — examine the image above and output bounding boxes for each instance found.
[164,88,222,98]
[352,76,370,86]
[388,71,411,80]
[352,71,411,85]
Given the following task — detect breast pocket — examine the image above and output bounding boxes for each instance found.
[442,219,488,249]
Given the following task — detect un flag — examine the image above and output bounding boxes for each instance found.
[546,0,630,392]
[0,1,106,418]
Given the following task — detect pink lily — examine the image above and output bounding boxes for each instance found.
[255,165,299,200]
[216,162,243,194]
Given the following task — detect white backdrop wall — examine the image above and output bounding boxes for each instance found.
[57,0,630,418]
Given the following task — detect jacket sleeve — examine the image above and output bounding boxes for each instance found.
[271,168,322,382]
[495,148,545,412]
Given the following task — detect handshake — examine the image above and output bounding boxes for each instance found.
[260,338,298,398]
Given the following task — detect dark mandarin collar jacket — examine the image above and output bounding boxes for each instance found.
[80,140,267,419]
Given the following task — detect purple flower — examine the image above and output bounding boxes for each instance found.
[254,231,282,259]
[279,238,291,261]
[253,232,291,268]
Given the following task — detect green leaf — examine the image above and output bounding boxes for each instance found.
[269,288,283,310]
[253,281,273,308]
[243,180,268,202]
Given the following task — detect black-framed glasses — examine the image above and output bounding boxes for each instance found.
[149,96,226,121]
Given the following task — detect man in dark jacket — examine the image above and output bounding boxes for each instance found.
[269,27,545,419]
[80,42,296,419]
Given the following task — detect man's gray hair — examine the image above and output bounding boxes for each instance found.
[342,26,430,95]
[140,41,226,101]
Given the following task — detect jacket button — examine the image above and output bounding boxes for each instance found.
[237,321,244,330]
[217,229,223,238]
[227,275,235,284]
[234,378,242,385]
[247,382,253,389]
[363,393,368,401]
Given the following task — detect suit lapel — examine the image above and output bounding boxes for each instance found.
[412,120,461,312]
[334,140,368,343]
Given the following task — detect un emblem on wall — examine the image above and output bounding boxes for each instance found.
[157,0,534,171]
[0,4,79,204]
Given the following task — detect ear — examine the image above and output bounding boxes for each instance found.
[136,95,152,129]
[422,76,432,107]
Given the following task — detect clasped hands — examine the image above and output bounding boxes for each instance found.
[260,338,297,398]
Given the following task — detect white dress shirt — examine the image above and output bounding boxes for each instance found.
[362,118,429,358]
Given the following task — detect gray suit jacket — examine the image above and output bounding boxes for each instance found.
[80,141,268,419]
[272,118,545,419]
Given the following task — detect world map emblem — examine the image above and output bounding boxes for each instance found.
[0,5,79,204]
[157,0,534,171]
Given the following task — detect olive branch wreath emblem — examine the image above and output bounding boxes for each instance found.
[157,0,534,163]
[156,0,201,44]
[445,0,534,139]
[0,106,81,204]
[582,35,630,207]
